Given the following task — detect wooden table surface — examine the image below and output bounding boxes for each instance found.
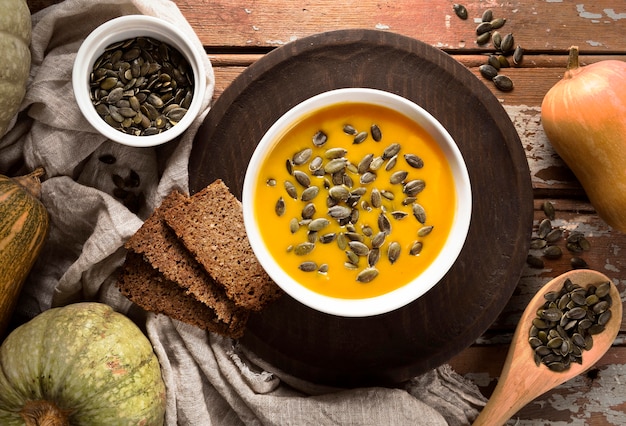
[26,0,626,424]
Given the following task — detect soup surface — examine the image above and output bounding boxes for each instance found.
[254,102,456,299]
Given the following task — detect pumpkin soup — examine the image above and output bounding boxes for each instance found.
[253,102,456,299]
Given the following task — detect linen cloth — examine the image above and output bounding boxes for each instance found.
[0,0,487,424]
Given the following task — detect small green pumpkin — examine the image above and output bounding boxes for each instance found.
[0,0,31,136]
[0,302,167,425]
[0,168,49,337]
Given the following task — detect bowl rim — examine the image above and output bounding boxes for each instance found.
[243,87,472,317]
[72,15,206,147]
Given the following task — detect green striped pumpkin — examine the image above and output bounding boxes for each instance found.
[0,168,49,337]
[0,302,166,425]
[0,0,32,137]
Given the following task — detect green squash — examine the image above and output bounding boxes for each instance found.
[0,0,31,136]
[0,303,166,425]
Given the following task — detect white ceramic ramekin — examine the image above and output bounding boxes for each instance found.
[72,15,206,147]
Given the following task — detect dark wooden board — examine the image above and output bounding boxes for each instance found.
[189,29,533,387]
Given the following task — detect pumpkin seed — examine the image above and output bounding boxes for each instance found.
[387,242,401,264]
[275,197,286,216]
[301,202,316,219]
[385,155,398,171]
[293,170,311,187]
[328,205,352,220]
[530,238,547,250]
[404,153,424,169]
[412,203,427,224]
[513,45,524,65]
[329,185,350,202]
[390,170,408,185]
[570,256,588,269]
[299,261,318,272]
[325,147,348,159]
[301,186,319,201]
[325,158,348,174]
[294,242,315,256]
[545,228,563,243]
[481,9,493,22]
[290,218,300,234]
[284,180,298,199]
[349,241,370,257]
[360,171,377,184]
[354,131,368,144]
[382,143,401,160]
[453,3,468,20]
[543,245,562,260]
[493,74,514,92]
[370,188,382,208]
[500,33,514,53]
[356,267,379,283]
[320,233,337,244]
[410,241,423,256]
[417,225,434,237]
[492,31,502,50]
[313,130,328,146]
[378,213,392,234]
[309,156,323,172]
[476,32,491,45]
[542,201,556,220]
[404,179,426,196]
[369,156,385,171]
[476,22,493,35]
[343,124,358,135]
[308,218,330,232]
[391,211,408,220]
[479,64,499,80]
[371,124,382,141]
[490,17,506,29]
[293,148,313,165]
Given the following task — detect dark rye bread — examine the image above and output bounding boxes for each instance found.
[162,179,282,311]
[124,190,247,326]
[117,252,248,338]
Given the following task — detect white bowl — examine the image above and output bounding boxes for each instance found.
[243,88,472,317]
[72,15,206,147]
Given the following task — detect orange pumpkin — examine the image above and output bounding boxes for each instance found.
[0,168,49,337]
[541,46,626,232]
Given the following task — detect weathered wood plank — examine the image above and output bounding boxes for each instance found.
[175,0,626,52]
[449,345,626,425]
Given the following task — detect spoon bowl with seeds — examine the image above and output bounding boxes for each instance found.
[473,269,622,426]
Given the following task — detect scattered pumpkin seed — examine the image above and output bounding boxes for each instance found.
[479,64,499,80]
[493,74,514,92]
[453,3,468,20]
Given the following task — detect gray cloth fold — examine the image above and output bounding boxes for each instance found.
[0,0,486,424]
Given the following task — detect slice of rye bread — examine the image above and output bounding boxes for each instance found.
[162,179,282,311]
[117,252,248,338]
[125,189,247,325]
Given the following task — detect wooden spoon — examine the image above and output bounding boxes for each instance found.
[473,269,623,425]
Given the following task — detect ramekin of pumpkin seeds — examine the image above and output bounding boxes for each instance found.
[243,88,472,317]
[73,15,206,147]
